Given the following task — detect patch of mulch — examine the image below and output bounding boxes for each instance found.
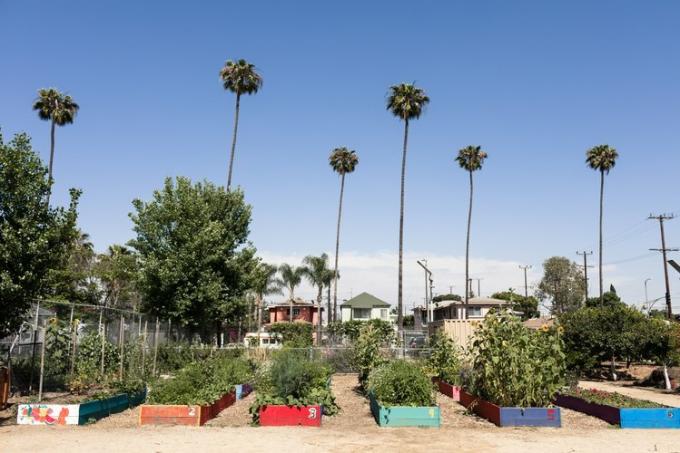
[205,392,255,427]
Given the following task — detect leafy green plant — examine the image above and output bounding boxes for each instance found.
[468,310,565,407]
[427,332,462,385]
[249,350,338,423]
[328,319,395,343]
[268,323,313,348]
[352,324,388,389]
[70,333,119,393]
[368,360,435,407]
[562,388,664,409]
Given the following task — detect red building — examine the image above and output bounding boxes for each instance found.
[267,298,322,325]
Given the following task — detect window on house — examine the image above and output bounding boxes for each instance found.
[353,308,371,319]
[293,308,301,317]
[380,309,388,319]
[467,307,482,317]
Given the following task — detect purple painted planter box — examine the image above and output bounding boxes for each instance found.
[554,394,620,425]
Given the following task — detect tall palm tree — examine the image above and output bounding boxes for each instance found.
[219,59,263,191]
[33,88,79,202]
[278,263,303,322]
[386,83,429,330]
[586,144,619,305]
[329,147,358,322]
[301,253,331,344]
[456,145,488,319]
[251,262,283,334]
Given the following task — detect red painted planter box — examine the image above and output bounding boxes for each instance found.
[432,377,461,402]
[460,389,502,425]
[258,405,322,427]
[139,390,236,426]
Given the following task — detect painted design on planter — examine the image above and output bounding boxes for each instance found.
[18,404,78,425]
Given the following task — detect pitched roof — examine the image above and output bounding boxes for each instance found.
[340,292,390,308]
[434,297,508,309]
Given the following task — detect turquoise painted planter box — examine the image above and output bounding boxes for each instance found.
[369,393,440,428]
[78,390,147,425]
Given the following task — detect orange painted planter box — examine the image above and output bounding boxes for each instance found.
[139,390,236,426]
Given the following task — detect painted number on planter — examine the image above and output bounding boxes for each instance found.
[308,408,317,419]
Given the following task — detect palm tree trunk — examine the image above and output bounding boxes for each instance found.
[397,119,409,331]
[332,173,346,323]
[316,286,323,345]
[46,120,56,204]
[289,289,294,323]
[227,92,241,191]
[599,169,604,305]
[326,284,332,324]
[464,170,474,319]
[256,294,262,345]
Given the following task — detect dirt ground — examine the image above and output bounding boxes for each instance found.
[3,374,680,453]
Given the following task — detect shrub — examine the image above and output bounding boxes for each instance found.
[368,360,434,407]
[269,323,313,348]
[249,350,338,422]
[427,332,462,385]
[468,310,565,407]
[328,319,395,343]
[352,324,388,388]
[147,356,252,405]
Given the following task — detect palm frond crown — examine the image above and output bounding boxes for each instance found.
[220,59,263,95]
[301,253,330,288]
[252,262,283,297]
[33,88,79,125]
[329,147,359,175]
[278,263,303,294]
[386,83,430,120]
[586,145,618,173]
[456,145,488,172]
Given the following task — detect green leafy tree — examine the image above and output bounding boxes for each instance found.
[219,59,263,190]
[585,144,619,304]
[32,88,79,201]
[95,244,141,311]
[46,230,100,305]
[432,293,462,303]
[0,131,80,337]
[585,290,621,308]
[386,83,429,330]
[329,147,358,322]
[456,145,488,317]
[278,263,304,323]
[128,177,257,340]
[491,290,540,320]
[537,256,586,314]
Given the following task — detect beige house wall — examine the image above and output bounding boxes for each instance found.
[428,319,482,348]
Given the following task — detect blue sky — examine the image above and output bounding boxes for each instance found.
[1,1,679,309]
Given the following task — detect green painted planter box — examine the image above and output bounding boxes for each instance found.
[79,390,147,424]
[369,393,440,428]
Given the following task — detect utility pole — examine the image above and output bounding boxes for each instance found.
[649,214,677,320]
[449,285,454,295]
[575,251,593,302]
[519,265,532,298]
[644,278,652,311]
[472,278,483,298]
[417,260,433,323]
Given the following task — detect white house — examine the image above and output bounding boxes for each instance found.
[432,297,509,320]
[340,292,391,322]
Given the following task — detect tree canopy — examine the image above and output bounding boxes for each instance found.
[491,290,540,320]
[128,177,257,338]
[0,131,80,336]
[537,256,586,314]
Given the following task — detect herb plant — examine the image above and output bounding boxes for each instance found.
[368,360,435,407]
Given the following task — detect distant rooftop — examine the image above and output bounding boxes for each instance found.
[340,292,390,309]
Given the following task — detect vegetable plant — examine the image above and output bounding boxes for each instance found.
[368,360,435,407]
[468,310,565,407]
[427,332,462,385]
[352,324,388,389]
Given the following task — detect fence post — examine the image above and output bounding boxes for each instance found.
[152,317,159,377]
[100,310,106,375]
[28,300,40,393]
[167,319,171,344]
[142,319,148,375]
[69,320,78,375]
[37,320,46,402]
[119,313,125,380]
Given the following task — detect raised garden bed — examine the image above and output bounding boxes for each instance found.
[17,390,146,425]
[369,392,440,428]
[459,389,561,427]
[258,404,322,426]
[555,389,680,429]
[432,377,461,402]
[139,389,236,426]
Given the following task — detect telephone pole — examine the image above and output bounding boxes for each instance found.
[472,278,483,298]
[519,265,532,298]
[649,214,677,320]
[576,251,593,302]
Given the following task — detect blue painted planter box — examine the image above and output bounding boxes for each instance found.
[235,384,253,400]
[460,389,561,427]
[369,393,440,428]
[556,394,680,429]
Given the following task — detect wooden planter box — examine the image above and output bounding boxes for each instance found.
[139,390,236,426]
[258,404,322,426]
[369,392,440,428]
[0,367,9,409]
[555,394,680,429]
[432,377,461,402]
[17,390,146,426]
[235,383,253,400]
[459,389,561,427]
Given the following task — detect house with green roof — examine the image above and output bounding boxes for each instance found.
[340,292,391,323]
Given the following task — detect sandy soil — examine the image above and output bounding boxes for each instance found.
[3,374,680,453]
